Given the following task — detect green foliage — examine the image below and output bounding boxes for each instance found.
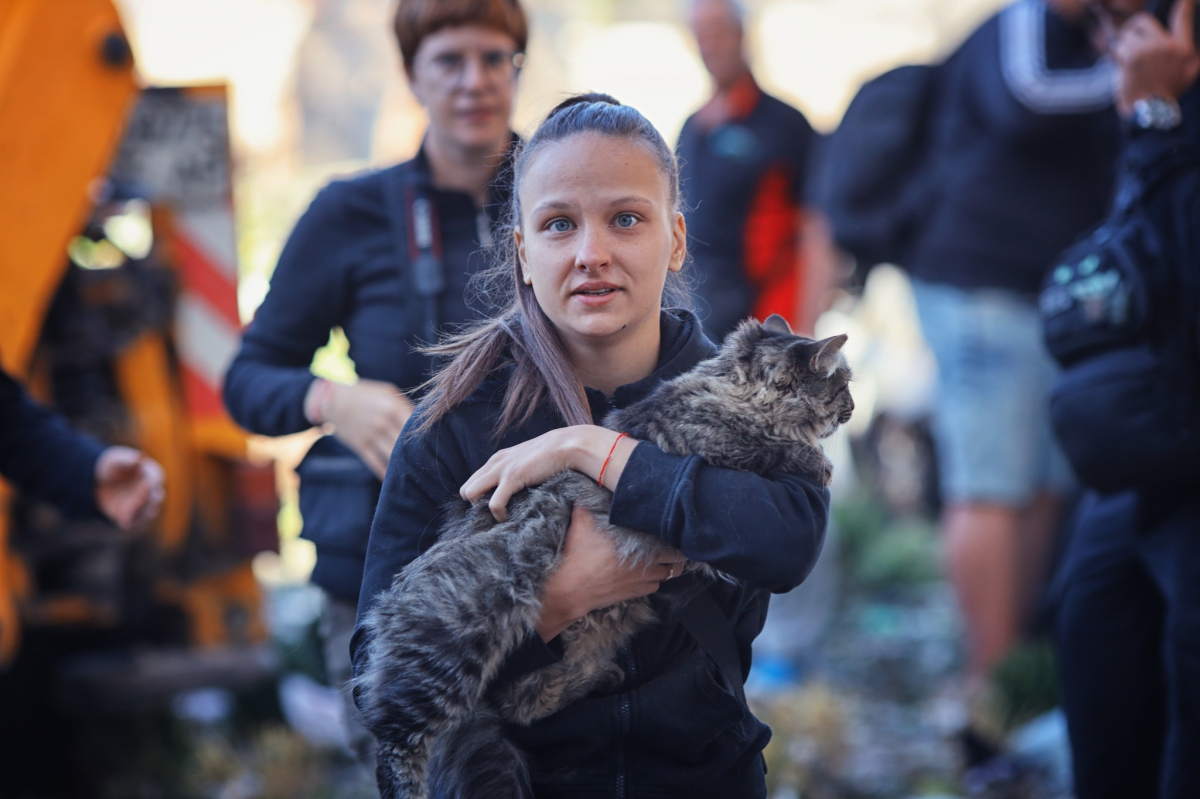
[833,493,941,591]
[990,640,1060,733]
[853,519,941,588]
[832,492,890,569]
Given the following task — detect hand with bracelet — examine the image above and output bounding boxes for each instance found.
[460,425,685,641]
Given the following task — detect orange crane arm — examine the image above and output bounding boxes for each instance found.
[0,0,138,377]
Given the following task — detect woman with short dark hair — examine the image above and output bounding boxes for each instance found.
[222,0,529,769]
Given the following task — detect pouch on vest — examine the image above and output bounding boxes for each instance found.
[295,435,382,557]
[1040,166,1200,494]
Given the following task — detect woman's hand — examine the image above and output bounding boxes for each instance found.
[311,379,414,479]
[535,506,686,641]
[460,425,640,521]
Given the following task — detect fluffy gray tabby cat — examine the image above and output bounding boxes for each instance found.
[355,315,854,799]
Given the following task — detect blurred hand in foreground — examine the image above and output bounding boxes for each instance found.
[1112,0,1200,114]
[94,446,164,532]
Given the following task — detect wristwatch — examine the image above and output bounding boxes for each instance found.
[1131,96,1183,132]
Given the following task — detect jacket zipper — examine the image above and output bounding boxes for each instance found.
[611,394,629,799]
[616,640,636,799]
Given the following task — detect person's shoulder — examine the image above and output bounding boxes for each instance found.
[461,365,512,409]
[312,160,413,217]
[407,366,512,442]
[677,110,703,143]
[945,3,1003,66]
[757,91,807,122]
[755,91,815,140]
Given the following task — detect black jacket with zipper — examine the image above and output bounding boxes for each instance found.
[223,142,513,603]
[352,309,830,797]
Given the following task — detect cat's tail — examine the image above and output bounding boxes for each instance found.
[429,707,532,799]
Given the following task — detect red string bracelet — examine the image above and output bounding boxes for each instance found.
[598,432,627,489]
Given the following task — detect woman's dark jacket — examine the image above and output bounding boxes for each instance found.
[352,310,831,798]
[223,143,512,603]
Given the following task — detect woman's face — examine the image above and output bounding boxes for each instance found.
[515,133,687,354]
[407,25,518,152]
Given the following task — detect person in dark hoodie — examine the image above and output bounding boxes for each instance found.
[352,95,830,798]
[907,0,1121,705]
[1052,1,1200,796]
[222,0,529,771]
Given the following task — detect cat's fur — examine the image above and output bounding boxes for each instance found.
[355,316,854,799]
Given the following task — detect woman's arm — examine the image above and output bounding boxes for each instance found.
[0,367,105,517]
[460,425,637,520]
[223,184,353,437]
[222,182,414,475]
[534,505,681,641]
[610,443,828,592]
[461,426,829,593]
[355,418,678,687]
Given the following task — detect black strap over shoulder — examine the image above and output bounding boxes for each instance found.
[381,163,446,347]
[674,587,746,706]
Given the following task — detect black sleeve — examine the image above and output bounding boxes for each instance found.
[0,368,104,518]
[988,8,1116,140]
[351,411,564,690]
[609,441,830,593]
[222,183,353,436]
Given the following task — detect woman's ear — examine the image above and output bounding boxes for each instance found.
[514,229,532,285]
[668,211,687,273]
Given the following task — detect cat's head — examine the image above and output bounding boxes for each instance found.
[716,314,854,439]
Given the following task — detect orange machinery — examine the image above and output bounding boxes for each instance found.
[0,0,277,703]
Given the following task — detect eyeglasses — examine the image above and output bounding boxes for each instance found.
[415,48,526,88]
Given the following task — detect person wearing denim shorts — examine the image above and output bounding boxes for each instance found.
[908,0,1120,693]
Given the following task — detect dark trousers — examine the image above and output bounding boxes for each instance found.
[1055,491,1200,799]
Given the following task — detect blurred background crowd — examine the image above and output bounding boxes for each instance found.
[1,0,1197,797]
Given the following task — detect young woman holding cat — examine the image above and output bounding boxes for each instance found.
[353,94,832,797]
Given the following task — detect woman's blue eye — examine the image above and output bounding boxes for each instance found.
[549,219,572,232]
[615,214,638,228]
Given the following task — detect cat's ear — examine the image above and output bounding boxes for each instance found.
[808,334,848,375]
[762,314,792,335]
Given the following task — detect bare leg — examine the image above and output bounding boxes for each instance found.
[943,502,1022,679]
